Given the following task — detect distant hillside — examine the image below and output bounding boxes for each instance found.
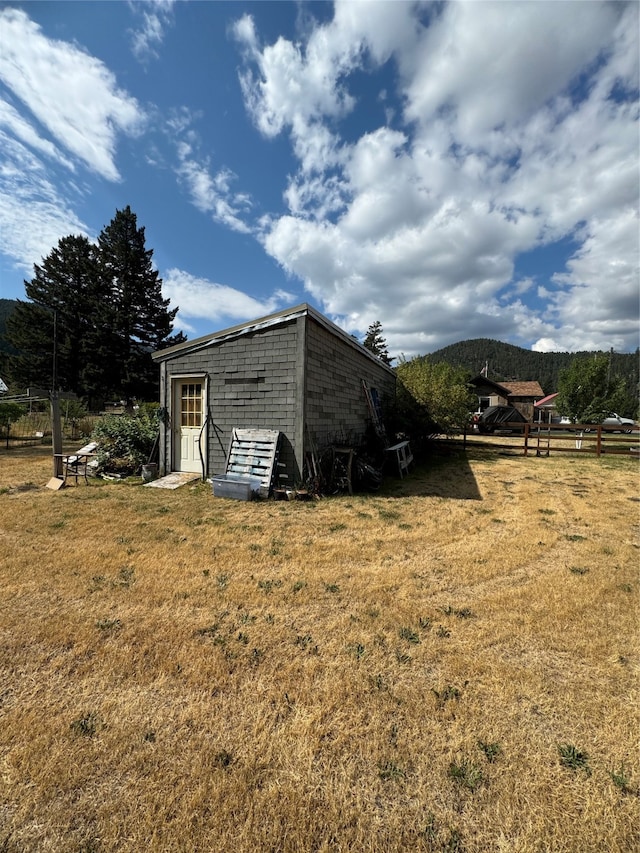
[428,337,639,399]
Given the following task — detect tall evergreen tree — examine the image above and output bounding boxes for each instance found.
[7,235,108,403]
[7,207,183,405]
[97,205,180,400]
[363,320,392,364]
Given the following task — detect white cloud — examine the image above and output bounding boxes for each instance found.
[0,7,144,181]
[129,0,176,63]
[544,209,640,352]
[162,269,292,331]
[403,1,619,139]
[237,0,639,354]
[0,133,91,274]
[171,122,252,234]
[0,99,75,172]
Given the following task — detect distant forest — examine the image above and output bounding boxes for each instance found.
[0,299,17,353]
[1,297,638,403]
[428,338,639,399]
[0,300,19,375]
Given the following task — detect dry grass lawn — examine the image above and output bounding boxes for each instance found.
[0,444,638,852]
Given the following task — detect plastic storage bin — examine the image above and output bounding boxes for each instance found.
[212,474,261,501]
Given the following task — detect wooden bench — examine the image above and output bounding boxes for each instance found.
[385,440,413,478]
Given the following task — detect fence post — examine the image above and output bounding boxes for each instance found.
[596,425,602,457]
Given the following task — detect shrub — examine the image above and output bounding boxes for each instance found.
[0,401,26,437]
[92,411,160,475]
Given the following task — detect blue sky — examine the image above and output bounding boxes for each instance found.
[0,1,638,359]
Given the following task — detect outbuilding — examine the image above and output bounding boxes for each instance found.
[152,304,396,488]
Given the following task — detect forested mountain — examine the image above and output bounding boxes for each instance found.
[428,338,638,400]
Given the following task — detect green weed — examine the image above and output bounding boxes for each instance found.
[610,763,634,795]
[558,743,591,775]
[448,759,484,792]
[378,508,401,521]
[70,712,102,738]
[440,606,474,619]
[349,642,366,660]
[478,740,502,763]
[195,623,220,638]
[95,618,121,632]
[212,749,233,769]
[258,578,283,593]
[116,566,135,587]
[433,685,461,709]
[399,626,420,644]
[295,634,318,654]
[378,760,405,781]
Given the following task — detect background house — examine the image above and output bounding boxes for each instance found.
[469,376,512,411]
[470,376,545,420]
[152,304,396,487]
[499,381,545,420]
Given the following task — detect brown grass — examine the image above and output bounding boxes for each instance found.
[1,444,638,852]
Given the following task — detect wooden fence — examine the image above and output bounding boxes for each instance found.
[460,422,640,458]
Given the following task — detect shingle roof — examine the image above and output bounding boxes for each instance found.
[501,381,545,398]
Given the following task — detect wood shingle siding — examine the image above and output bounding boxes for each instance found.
[153,304,396,489]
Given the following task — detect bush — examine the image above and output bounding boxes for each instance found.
[92,411,160,476]
[0,401,26,439]
[393,358,475,437]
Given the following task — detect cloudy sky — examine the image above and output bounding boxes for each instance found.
[0,1,638,359]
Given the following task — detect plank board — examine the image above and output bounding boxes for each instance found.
[224,429,281,496]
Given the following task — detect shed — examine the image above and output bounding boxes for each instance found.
[152,304,397,488]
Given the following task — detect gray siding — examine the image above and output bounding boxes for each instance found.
[304,317,396,452]
[161,321,299,482]
[158,310,396,488]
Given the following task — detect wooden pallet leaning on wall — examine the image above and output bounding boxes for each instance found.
[225,428,281,497]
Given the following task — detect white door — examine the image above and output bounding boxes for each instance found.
[172,379,205,473]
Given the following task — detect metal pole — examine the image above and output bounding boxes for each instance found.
[50,308,63,478]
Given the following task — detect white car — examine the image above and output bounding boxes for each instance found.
[601,412,635,432]
[584,412,636,433]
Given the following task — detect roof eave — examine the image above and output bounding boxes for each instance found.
[152,302,396,375]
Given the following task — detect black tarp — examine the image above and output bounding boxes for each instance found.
[478,405,527,433]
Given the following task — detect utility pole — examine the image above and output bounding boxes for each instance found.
[29,299,64,483]
[34,301,63,479]
[50,308,63,478]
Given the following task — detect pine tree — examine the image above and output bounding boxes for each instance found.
[363,320,392,364]
[7,207,183,405]
[98,205,179,401]
[7,235,108,404]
